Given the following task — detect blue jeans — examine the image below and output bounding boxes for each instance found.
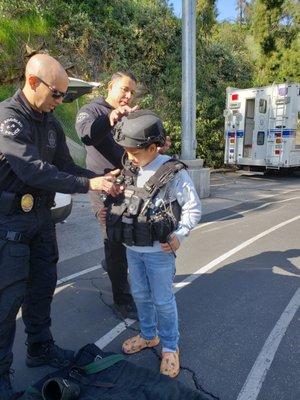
[126,248,179,352]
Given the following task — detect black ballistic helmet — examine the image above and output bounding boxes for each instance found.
[114,110,166,148]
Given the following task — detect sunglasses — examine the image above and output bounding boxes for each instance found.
[38,77,66,99]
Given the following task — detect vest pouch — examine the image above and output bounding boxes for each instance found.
[122,216,134,246]
[133,217,153,246]
[151,211,176,243]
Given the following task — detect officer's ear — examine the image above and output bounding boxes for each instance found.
[107,80,114,92]
[28,75,40,90]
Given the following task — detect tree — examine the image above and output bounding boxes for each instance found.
[250,0,300,84]
[236,0,250,24]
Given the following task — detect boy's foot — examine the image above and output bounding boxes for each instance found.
[26,340,74,368]
[0,371,14,400]
[122,335,159,354]
[160,349,180,378]
[113,303,138,320]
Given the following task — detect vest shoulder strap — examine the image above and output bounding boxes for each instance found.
[144,158,187,196]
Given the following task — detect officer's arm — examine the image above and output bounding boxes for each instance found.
[0,116,90,194]
[52,120,97,179]
[75,107,112,147]
[172,170,202,243]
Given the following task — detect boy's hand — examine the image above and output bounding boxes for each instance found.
[161,234,180,253]
[97,207,107,225]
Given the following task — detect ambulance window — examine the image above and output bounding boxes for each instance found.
[257,131,265,145]
[259,99,267,114]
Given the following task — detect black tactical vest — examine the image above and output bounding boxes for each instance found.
[106,158,187,247]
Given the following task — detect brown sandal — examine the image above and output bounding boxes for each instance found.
[160,349,180,378]
[122,334,160,354]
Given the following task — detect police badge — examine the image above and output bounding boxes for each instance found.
[21,194,34,212]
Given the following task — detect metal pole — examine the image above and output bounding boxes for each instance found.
[181,0,196,160]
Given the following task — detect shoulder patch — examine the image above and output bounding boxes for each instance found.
[76,112,89,124]
[0,118,23,137]
[47,130,57,149]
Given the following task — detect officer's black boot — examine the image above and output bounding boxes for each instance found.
[26,340,74,368]
[0,371,14,400]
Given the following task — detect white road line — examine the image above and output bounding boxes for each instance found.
[174,215,300,292]
[91,215,300,348]
[57,264,102,285]
[55,200,300,288]
[236,287,300,400]
[54,206,300,390]
[95,319,136,349]
[194,196,300,231]
[55,195,300,286]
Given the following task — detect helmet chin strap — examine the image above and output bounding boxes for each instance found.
[121,152,139,174]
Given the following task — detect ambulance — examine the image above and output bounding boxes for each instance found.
[224,83,300,170]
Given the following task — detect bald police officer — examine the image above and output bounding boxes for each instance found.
[0,54,119,399]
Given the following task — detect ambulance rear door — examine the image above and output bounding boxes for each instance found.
[253,92,269,165]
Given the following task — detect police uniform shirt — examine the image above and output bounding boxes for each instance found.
[0,90,95,197]
[75,96,124,175]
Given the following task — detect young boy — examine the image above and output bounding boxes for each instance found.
[106,110,201,378]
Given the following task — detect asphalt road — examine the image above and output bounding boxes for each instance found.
[12,171,300,400]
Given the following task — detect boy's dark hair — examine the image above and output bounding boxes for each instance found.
[110,71,137,83]
[144,140,161,149]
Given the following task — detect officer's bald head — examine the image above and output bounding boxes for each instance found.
[23,54,69,113]
[25,54,68,86]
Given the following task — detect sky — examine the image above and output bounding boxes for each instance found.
[171,0,237,22]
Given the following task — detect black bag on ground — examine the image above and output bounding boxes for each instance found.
[17,344,210,400]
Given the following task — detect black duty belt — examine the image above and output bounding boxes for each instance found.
[0,230,30,245]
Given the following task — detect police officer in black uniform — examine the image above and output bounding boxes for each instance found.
[0,54,119,399]
[75,71,139,319]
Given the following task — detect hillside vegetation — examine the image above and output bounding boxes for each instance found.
[0,0,299,166]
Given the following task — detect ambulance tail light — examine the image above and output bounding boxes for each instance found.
[231,94,238,101]
[275,150,281,155]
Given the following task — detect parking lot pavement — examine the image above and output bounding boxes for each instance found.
[56,170,300,263]
[12,171,300,399]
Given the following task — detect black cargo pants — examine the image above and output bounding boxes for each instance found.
[0,205,58,374]
[104,239,134,306]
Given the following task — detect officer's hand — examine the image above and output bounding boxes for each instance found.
[158,135,171,154]
[105,169,120,180]
[89,176,119,195]
[161,234,180,253]
[97,207,107,225]
[104,169,125,194]
[109,105,139,126]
